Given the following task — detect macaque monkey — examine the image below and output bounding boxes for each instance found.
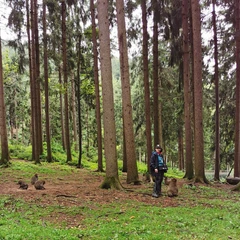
[34,180,46,190]
[164,176,170,185]
[167,178,178,197]
[18,180,28,190]
[31,174,38,185]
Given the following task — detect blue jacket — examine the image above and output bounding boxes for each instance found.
[150,151,164,173]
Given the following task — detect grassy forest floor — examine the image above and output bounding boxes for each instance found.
[0,159,240,239]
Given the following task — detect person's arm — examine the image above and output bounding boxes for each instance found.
[150,153,158,172]
[153,154,158,173]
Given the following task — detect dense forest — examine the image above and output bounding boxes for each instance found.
[0,0,240,187]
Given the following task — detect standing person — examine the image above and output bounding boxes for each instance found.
[150,144,165,198]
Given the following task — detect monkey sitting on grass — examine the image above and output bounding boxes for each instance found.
[18,180,28,190]
[34,180,46,190]
[167,178,178,197]
[164,176,170,185]
[31,174,38,185]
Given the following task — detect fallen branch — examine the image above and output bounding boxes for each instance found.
[56,194,77,198]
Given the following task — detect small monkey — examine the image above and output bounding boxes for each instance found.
[34,180,46,190]
[167,178,178,197]
[18,180,28,190]
[164,176,170,185]
[31,174,38,185]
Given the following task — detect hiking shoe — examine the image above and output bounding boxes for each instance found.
[152,193,159,198]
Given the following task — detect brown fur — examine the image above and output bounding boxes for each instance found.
[164,176,170,185]
[34,180,46,190]
[167,178,178,197]
[18,180,28,190]
[31,174,38,185]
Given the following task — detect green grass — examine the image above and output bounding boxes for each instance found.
[0,197,81,240]
[80,205,240,239]
[0,160,240,240]
[0,195,239,240]
[0,160,79,182]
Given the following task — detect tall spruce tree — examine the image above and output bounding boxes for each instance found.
[97,0,122,189]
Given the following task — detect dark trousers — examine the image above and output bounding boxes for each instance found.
[152,170,164,194]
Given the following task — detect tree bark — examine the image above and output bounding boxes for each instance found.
[152,0,159,147]
[116,0,139,184]
[234,0,240,177]
[26,0,33,148]
[178,127,184,170]
[182,0,194,179]
[0,37,10,165]
[43,0,52,163]
[62,0,72,162]
[34,0,43,156]
[97,0,122,189]
[31,0,40,163]
[59,63,66,151]
[71,74,78,151]
[122,127,127,172]
[90,0,103,172]
[212,0,220,181]
[191,0,208,183]
[76,36,82,168]
[141,0,152,172]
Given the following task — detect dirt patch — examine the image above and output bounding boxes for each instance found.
[1,168,232,205]
[1,169,175,205]
[0,166,234,227]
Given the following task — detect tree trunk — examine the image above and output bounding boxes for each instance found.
[116,0,139,184]
[59,63,66,151]
[212,0,220,181]
[62,0,72,162]
[122,126,127,172]
[97,0,122,189]
[90,0,103,172]
[26,0,34,149]
[0,37,10,165]
[76,36,82,168]
[34,0,43,156]
[152,0,160,147]
[191,0,208,183]
[178,127,184,170]
[158,85,163,151]
[9,99,16,140]
[234,0,240,177]
[141,0,152,171]
[182,0,194,179]
[31,0,40,164]
[71,74,78,151]
[43,0,52,163]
